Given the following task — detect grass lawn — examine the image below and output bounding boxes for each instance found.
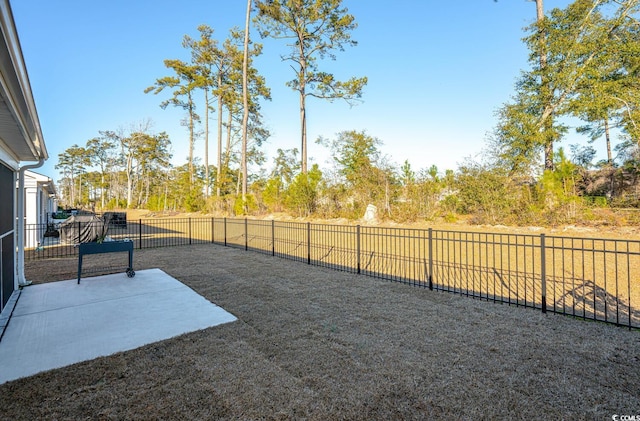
[1,243,638,419]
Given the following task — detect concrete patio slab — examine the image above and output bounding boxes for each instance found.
[0,268,236,384]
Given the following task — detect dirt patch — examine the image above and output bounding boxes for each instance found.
[4,244,638,419]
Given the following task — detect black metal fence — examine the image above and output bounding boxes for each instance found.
[25,217,640,329]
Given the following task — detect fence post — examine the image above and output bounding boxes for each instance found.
[428,228,434,290]
[138,219,142,249]
[211,217,214,243]
[188,218,192,245]
[357,225,361,274]
[307,222,311,265]
[271,219,275,256]
[540,233,547,314]
[245,218,248,251]
[224,217,227,247]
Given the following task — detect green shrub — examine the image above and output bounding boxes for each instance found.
[443,212,457,223]
[105,198,127,210]
[184,189,205,212]
[233,195,258,216]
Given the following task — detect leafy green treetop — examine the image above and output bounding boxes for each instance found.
[493,0,639,174]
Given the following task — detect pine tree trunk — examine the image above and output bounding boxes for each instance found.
[77,173,82,207]
[536,0,555,172]
[220,107,233,194]
[126,176,132,208]
[299,44,308,174]
[205,88,210,198]
[300,88,307,174]
[100,168,105,210]
[544,141,553,171]
[217,78,223,198]
[241,0,251,203]
[188,93,195,187]
[70,170,75,205]
[126,156,133,209]
[604,118,612,165]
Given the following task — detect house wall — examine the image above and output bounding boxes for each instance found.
[0,0,49,319]
[24,185,39,248]
[23,172,56,248]
[44,189,56,216]
[0,162,15,312]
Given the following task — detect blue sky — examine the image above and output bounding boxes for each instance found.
[11,0,585,182]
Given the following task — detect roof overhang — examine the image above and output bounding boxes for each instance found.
[0,0,47,168]
[23,168,56,195]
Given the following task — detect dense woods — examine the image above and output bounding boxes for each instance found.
[55,0,640,226]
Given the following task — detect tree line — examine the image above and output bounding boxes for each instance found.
[55,0,639,226]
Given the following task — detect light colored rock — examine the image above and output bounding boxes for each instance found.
[363,204,377,223]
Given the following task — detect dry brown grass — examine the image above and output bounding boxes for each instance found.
[36,213,640,326]
[2,243,639,419]
[138,217,639,325]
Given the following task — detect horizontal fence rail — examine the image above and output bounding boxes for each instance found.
[25,217,640,329]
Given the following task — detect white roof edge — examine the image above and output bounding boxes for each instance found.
[24,168,49,181]
[23,169,57,195]
[0,0,47,162]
